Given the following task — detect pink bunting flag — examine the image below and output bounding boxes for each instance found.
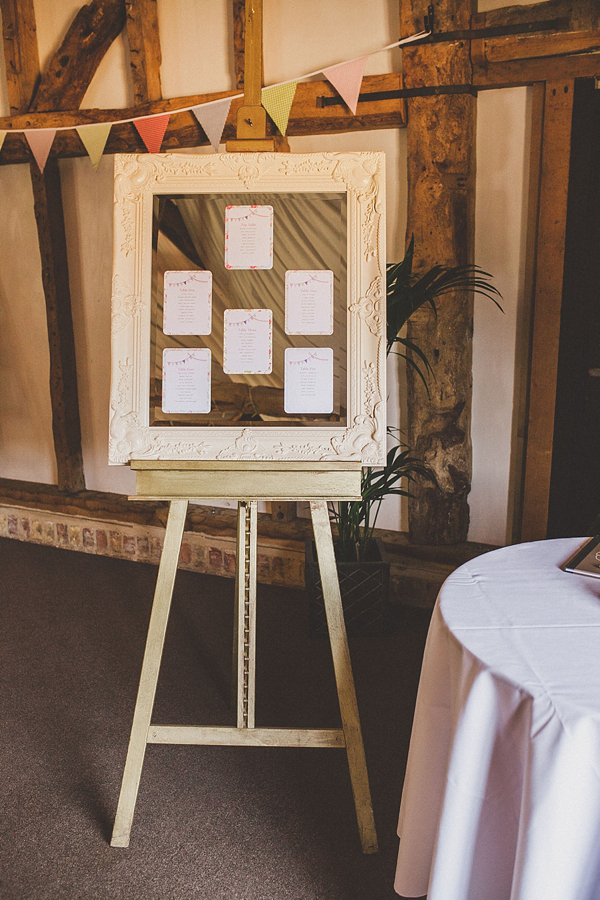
[25,128,57,172]
[133,113,170,153]
[322,57,367,115]
[192,97,232,152]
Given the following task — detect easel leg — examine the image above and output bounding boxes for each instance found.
[310,500,378,854]
[233,501,257,729]
[111,499,188,847]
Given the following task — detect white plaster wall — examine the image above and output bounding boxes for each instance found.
[470,88,529,544]
[0,164,56,483]
[0,0,530,544]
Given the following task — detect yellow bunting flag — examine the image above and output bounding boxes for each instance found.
[261,82,298,137]
[76,123,112,170]
[0,131,6,153]
[133,113,170,154]
[322,57,366,115]
[24,129,57,172]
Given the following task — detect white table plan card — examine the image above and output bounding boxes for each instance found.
[284,270,334,335]
[284,347,334,414]
[224,205,273,269]
[163,270,212,335]
[162,348,211,414]
[223,309,273,374]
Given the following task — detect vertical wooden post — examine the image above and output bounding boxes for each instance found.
[401,0,477,544]
[310,500,378,854]
[30,160,85,493]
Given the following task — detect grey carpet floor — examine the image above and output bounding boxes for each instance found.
[0,536,430,900]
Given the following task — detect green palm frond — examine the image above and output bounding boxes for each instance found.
[386,236,503,358]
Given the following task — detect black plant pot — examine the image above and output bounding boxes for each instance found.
[305,537,391,637]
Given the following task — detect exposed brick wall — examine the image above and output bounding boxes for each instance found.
[0,505,305,588]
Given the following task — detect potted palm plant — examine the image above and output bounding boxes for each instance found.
[306,239,502,634]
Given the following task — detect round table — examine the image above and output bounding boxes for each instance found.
[395,538,600,900]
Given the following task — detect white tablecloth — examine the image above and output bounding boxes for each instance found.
[395,538,600,900]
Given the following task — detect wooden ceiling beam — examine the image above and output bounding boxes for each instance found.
[28,0,126,112]
[475,51,600,85]
[0,73,405,164]
[0,0,40,114]
[477,0,598,31]
[124,0,162,104]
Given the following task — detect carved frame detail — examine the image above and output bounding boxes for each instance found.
[109,151,386,465]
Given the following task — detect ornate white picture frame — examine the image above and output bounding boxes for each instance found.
[109,151,386,466]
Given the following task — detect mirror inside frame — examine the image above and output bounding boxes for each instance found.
[150,191,348,428]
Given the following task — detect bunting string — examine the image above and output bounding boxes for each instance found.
[227,311,271,326]
[165,272,209,287]
[1,30,429,170]
[288,351,331,365]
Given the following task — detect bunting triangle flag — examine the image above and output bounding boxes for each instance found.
[0,131,6,153]
[192,97,232,151]
[25,128,57,172]
[261,82,297,136]
[133,113,170,153]
[322,57,367,115]
[76,123,112,169]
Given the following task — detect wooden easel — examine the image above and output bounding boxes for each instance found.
[110,461,378,853]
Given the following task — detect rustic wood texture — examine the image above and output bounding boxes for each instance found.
[28,0,126,112]
[30,159,85,493]
[0,0,39,114]
[520,80,574,542]
[0,74,405,164]
[124,0,162,104]
[233,0,245,89]
[401,0,477,544]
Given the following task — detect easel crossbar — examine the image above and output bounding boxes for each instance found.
[148,726,345,747]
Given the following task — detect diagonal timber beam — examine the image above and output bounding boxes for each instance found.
[28,0,126,112]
